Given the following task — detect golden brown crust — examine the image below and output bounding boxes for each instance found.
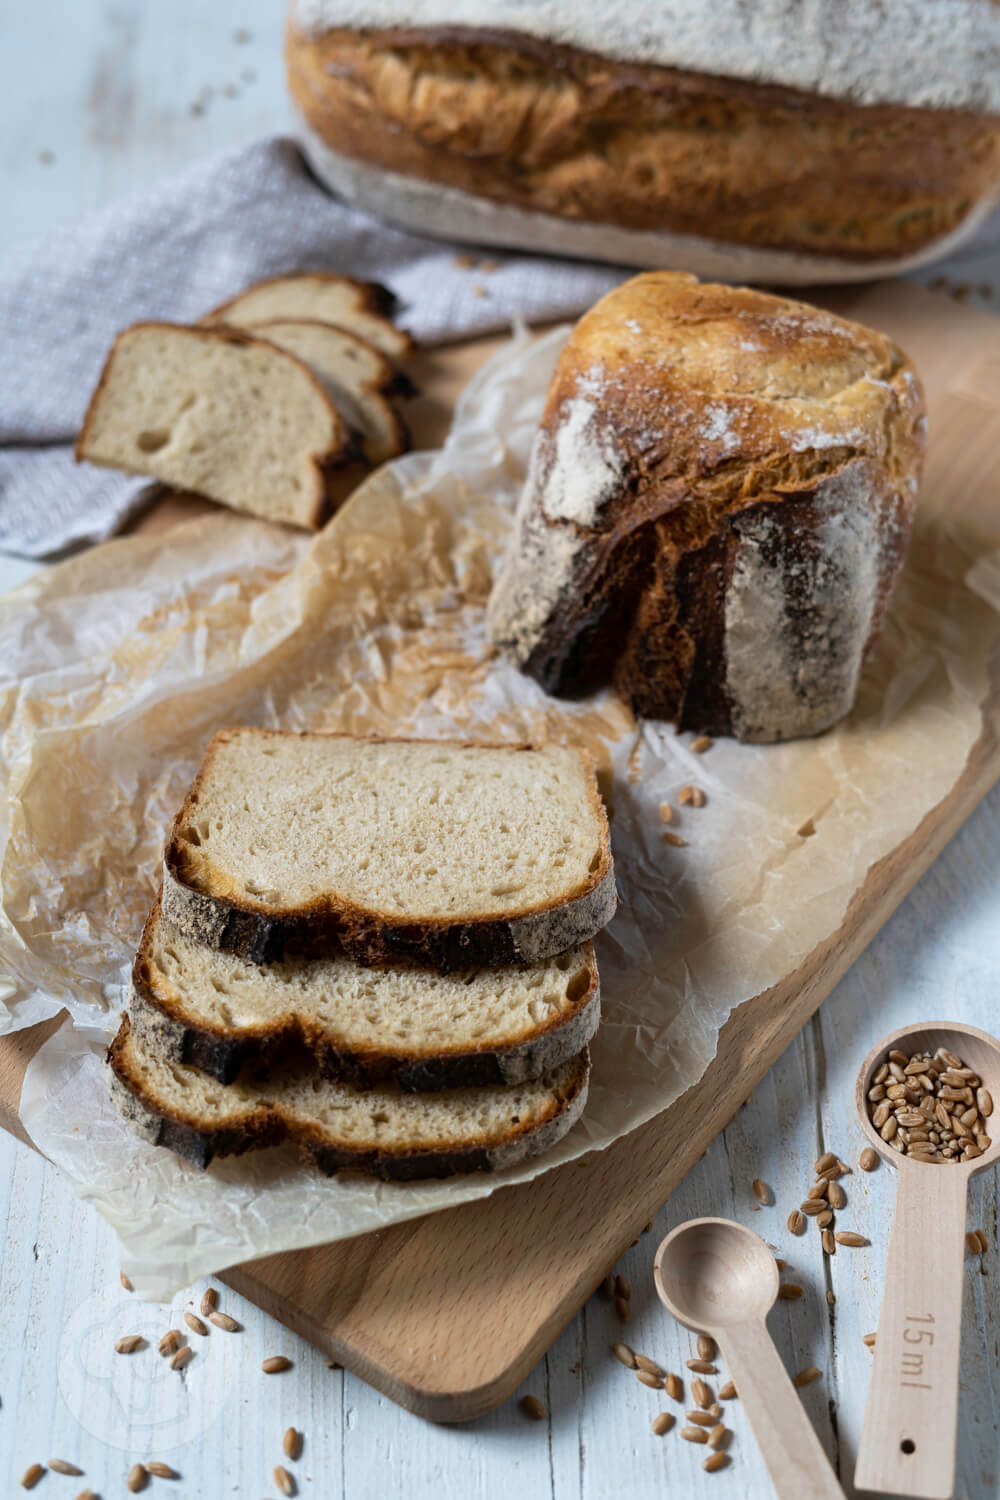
[162,729,616,970]
[286,24,1000,262]
[488,273,926,741]
[75,321,361,531]
[202,271,415,357]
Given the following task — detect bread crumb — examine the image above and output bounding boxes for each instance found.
[663,831,688,848]
[453,253,476,269]
[658,802,674,823]
[797,818,816,838]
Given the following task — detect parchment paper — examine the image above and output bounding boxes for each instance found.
[2,326,999,1298]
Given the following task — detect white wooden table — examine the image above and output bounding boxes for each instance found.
[2,5,999,1497]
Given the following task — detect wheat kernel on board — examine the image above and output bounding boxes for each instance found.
[520,1395,546,1421]
[274,1465,297,1497]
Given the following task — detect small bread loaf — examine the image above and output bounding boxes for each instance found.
[488,273,926,743]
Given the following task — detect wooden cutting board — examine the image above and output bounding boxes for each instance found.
[2,281,999,1423]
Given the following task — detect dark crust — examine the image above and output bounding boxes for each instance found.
[130,895,601,1088]
[75,321,358,532]
[201,272,414,356]
[161,730,615,971]
[246,318,411,465]
[286,23,1000,262]
[106,1016,590,1180]
[488,275,925,740]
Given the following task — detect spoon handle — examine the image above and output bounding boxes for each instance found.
[854,1164,969,1499]
[721,1319,843,1500]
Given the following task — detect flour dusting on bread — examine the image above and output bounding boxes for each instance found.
[488,273,925,742]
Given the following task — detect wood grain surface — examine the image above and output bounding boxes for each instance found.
[3,283,1000,1427]
[4,6,1000,1494]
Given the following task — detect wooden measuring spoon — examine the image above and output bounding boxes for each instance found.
[854,1021,1000,1499]
[653,1218,843,1499]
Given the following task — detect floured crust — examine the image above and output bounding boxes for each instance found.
[290,1,1000,113]
[107,1016,591,1179]
[287,25,1000,267]
[128,896,601,1088]
[162,729,617,970]
[488,273,926,743]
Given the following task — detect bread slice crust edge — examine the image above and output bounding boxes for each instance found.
[106,1016,590,1179]
[129,896,601,1088]
[161,729,617,971]
[201,272,415,358]
[74,322,361,531]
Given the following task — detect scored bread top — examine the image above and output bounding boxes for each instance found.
[290,0,1000,114]
[167,729,612,931]
[132,895,600,1087]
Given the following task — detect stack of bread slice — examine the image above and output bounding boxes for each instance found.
[76,273,415,531]
[108,730,617,1180]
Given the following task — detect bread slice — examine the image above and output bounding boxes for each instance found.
[107,1014,590,1179]
[76,323,357,530]
[130,895,600,1088]
[202,273,413,360]
[250,319,409,466]
[162,730,617,970]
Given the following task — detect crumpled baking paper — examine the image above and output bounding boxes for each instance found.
[2,325,999,1298]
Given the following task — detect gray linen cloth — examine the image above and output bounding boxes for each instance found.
[0,136,624,558]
